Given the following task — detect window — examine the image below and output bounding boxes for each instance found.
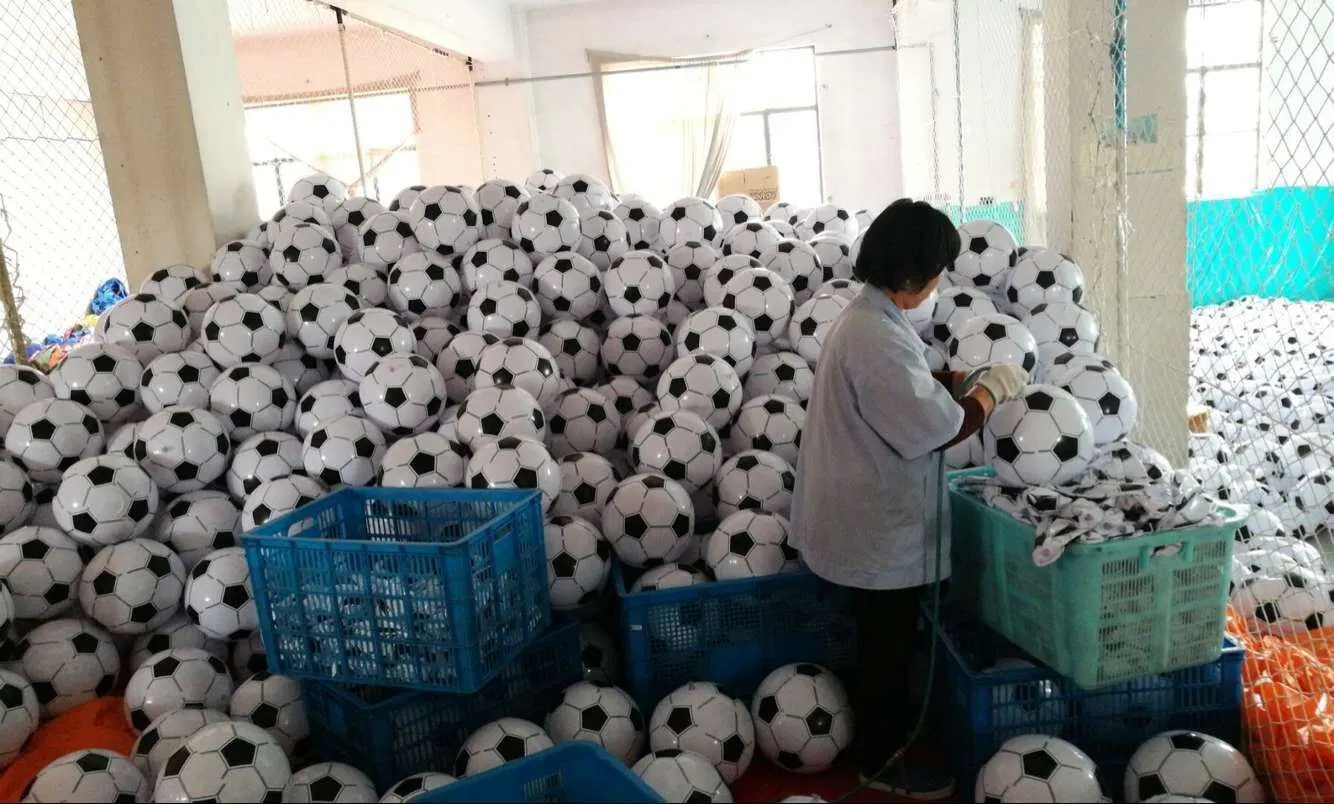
[721,48,823,208]
[1185,0,1263,200]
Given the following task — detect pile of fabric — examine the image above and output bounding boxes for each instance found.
[3,279,126,371]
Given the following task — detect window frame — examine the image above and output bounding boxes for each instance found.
[1185,0,1265,200]
[734,103,825,204]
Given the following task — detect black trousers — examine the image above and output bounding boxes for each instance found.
[848,583,939,769]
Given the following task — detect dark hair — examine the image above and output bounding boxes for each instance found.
[852,198,961,292]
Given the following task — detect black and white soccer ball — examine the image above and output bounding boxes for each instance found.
[230,631,269,682]
[656,353,744,433]
[358,210,421,269]
[295,379,363,438]
[5,398,105,484]
[22,748,149,803]
[729,394,804,466]
[0,456,33,532]
[96,293,193,362]
[511,192,581,257]
[705,510,789,580]
[129,611,228,672]
[649,681,754,784]
[78,538,185,635]
[407,184,481,256]
[0,668,38,767]
[226,431,303,502]
[1005,247,1086,314]
[601,315,675,382]
[927,285,1000,344]
[388,251,463,318]
[1230,565,1334,634]
[538,318,602,386]
[153,720,292,803]
[715,194,763,230]
[750,663,853,774]
[201,292,288,367]
[285,283,363,360]
[379,772,457,803]
[800,204,859,240]
[211,240,272,288]
[947,312,1040,374]
[412,315,461,364]
[475,178,531,240]
[1024,301,1100,365]
[533,252,604,321]
[333,308,418,384]
[268,222,341,291]
[467,435,561,512]
[630,562,707,592]
[676,308,757,378]
[330,197,387,261]
[267,340,328,398]
[123,646,233,731]
[548,388,622,459]
[665,240,720,308]
[602,473,695,568]
[552,173,614,218]
[378,432,467,489]
[984,384,1096,487]
[551,452,621,526]
[140,263,208,303]
[454,717,555,777]
[629,410,721,495]
[701,255,762,309]
[577,210,631,271]
[546,680,646,764]
[325,261,389,307]
[787,293,852,367]
[807,234,854,284]
[0,525,88,620]
[209,364,297,441]
[229,671,309,759]
[140,350,220,414]
[722,220,783,261]
[719,267,796,348]
[53,453,159,547]
[273,199,336,233]
[615,196,664,251]
[605,252,676,318]
[302,415,387,488]
[951,219,1018,290]
[288,173,347,208]
[578,620,621,685]
[525,169,562,195]
[48,342,142,424]
[283,761,376,803]
[438,331,502,405]
[184,546,258,641]
[134,407,232,494]
[388,185,427,213]
[632,748,733,802]
[759,238,824,305]
[744,352,813,405]
[16,618,120,718]
[0,364,56,434]
[460,238,533,296]
[181,281,245,332]
[596,375,655,422]
[151,489,240,570]
[358,353,447,437]
[1124,731,1263,804]
[467,280,543,339]
[131,706,231,786]
[975,733,1102,802]
[1057,364,1139,446]
[658,197,724,250]
[474,335,562,405]
[455,384,546,448]
[544,515,612,610]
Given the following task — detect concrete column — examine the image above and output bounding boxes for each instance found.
[74,0,256,289]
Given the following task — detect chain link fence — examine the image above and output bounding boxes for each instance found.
[0,0,125,363]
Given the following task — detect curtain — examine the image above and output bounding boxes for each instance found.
[591,48,750,204]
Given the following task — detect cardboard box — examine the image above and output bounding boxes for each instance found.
[716,166,780,205]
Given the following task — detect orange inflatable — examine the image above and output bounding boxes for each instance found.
[0,697,138,800]
[1228,607,1334,802]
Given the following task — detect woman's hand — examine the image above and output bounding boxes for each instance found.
[964,363,1030,409]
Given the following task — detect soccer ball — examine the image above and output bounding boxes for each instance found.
[801,204,859,240]
[474,336,562,405]
[78,538,184,635]
[751,663,853,773]
[273,199,335,232]
[53,454,159,546]
[985,385,1096,487]
[1057,364,1139,446]
[0,458,33,531]
[333,308,418,383]
[716,194,764,229]
[23,749,149,803]
[525,169,563,194]
[123,646,233,731]
[544,515,612,610]
[1044,350,1118,387]
[211,240,272,287]
[665,241,720,308]
[288,173,347,207]
[511,193,581,256]
[951,219,1018,290]
[476,179,531,240]
[601,315,675,381]
[412,316,460,363]
[96,293,192,361]
[1230,566,1333,634]
[389,185,428,213]
[631,562,707,592]
[269,222,341,291]
[649,681,754,783]
[546,680,646,764]
[284,762,376,803]
[578,620,621,684]
[129,612,227,672]
[0,526,88,619]
[407,185,481,256]
[658,197,724,250]
[139,263,208,303]
[602,473,695,568]
[551,452,620,525]
[229,672,309,759]
[705,511,788,580]
[714,449,796,518]
[632,749,733,802]
[927,285,1000,344]
[182,281,245,333]
[48,342,142,424]
[296,379,363,438]
[676,308,757,377]
[152,720,292,802]
[460,238,533,295]
[548,388,622,459]
[358,353,447,437]
[379,772,457,803]
[201,292,287,367]
[1006,248,1086,313]
[630,410,721,495]
[209,364,297,441]
[947,313,1040,374]
[759,239,824,305]
[615,196,664,251]
[597,375,655,420]
[1024,302,1100,365]
[701,255,762,309]
[554,173,615,217]
[359,210,421,269]
[388,251,463,317]
[132,706,230,782]
[0,668,38,767]
[722,221,783,261]
[455,385,546,448]
[1124,731,1263,803]
[326,261,389,307]
[141,351,220,414]
[134,407,232,494]
[720,268,795,347]
[184,546,258,641]
[0,364,56,434]
[744,352,813,405]
[577,210,631,271]
[378,432,467,489]
[455,718,555,777]
[729,395,804,466]
[330,198,387,261]
[656,354,743,433]
[533,252,604,321]
[226,432,303,501]
[16,618,120,718]
[5,398,105,484]
[286,283,363,359]
[267,341,328,398]
[605,252,676,317]
[975,734,1102,802]
[302,415,387,487]
[231,631,269,681]
[467,436,562,511]
[437,331,501,404]
[807,234,854,284]
[788,294,852,366]
[467,281,543,339]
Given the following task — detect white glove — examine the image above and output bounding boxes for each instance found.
[968,363,1029,406]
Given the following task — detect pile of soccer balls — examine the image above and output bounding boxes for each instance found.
[975,729,1264,803]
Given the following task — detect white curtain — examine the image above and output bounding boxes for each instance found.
[591,49,750,205]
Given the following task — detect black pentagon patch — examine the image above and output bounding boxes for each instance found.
[995,436,1021,463]
[1027,391,1054,411]
[496,734,528,761]
[969,236,988,254]
[1052,435,1081,462]
[805,707,834,736]
[70,632,101,654]
[220,737,256,767]
[1169,731,1207,751]
[1021,749,1058,779]
[222,585,250,609]
[775,750,803,770]
[76,751,112,772]
[1137,774,1168,801]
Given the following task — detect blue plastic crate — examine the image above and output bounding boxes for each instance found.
[303,616,583,792]
[416,743,663,803]
[614,564,855,713]
[930,604,1244,793]
[242,487,548,693]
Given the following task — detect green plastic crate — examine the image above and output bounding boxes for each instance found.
[948,470,1242,690]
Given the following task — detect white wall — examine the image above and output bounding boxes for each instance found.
[517,0,901,212]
